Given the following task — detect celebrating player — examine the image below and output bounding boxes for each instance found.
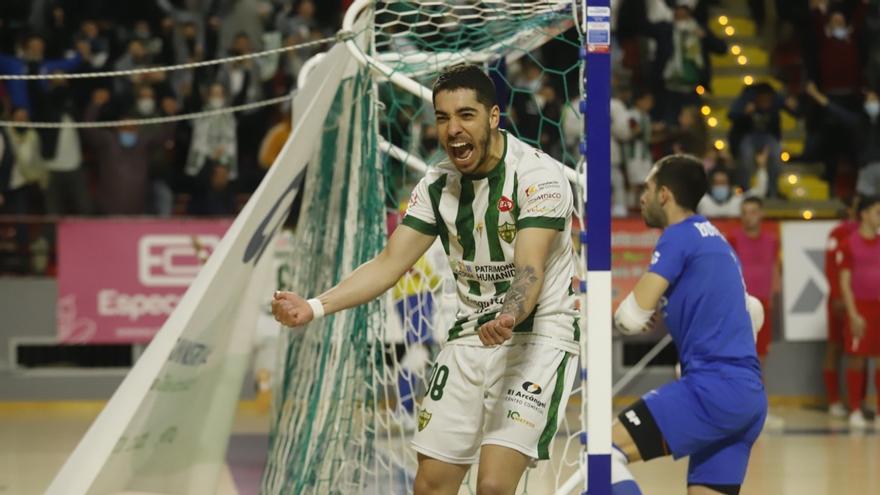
[272,64,620,495]
[612,155,768,495]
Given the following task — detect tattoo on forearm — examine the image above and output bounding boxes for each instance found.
[501,265,540,323]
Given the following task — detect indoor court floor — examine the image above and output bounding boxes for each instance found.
[2,402,876,494]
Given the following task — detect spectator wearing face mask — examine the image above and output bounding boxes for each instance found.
[806,83,880,197]
[133,85,180,216]
[698,166,744,217]
[185,82,237,215]
[809,0,866,103]
[82,88,175,215]
[217,32,270,192]
[858,92,880,196]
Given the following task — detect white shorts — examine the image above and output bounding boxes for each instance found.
[412,342,578,464]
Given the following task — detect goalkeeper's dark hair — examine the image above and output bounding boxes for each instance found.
[652,154,707,213]
[432,64,497,110]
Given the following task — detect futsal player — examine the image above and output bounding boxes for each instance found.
[272,64,636,495]
[612,154,768,495]
[823,198,859,418]
[838,195,880,428]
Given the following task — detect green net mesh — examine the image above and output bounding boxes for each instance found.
[263,2,585,493]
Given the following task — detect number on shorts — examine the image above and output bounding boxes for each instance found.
[426,365,449,401]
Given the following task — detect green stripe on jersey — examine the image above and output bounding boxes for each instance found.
[512,171,520,221]
[428,175,449,253]
[513,306,537,333]
[401,215,437,236]
[467,280,482,295]
[455,178,476,260]
[518,216,565,230]
[484,161,509,295]
[484,162,506,262]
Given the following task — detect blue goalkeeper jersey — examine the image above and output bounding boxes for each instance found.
[648,215,761,379]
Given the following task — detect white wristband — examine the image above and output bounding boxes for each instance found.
[307,298,325,320]
[614,292,654,335]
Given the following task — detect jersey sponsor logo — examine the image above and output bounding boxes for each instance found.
[526,180,562,200]
[505,388,547,412]
[507,410,536,428]
[466,295,505,312]
[625,410,641,426]
[418,409,432,431]
[451,260,516,282]
[650,251,660,265]
[409,190,420,207]
[499,222,517,244]
[526,191,562,203]
[498,196,514,212]
[522,382,543,394]
[525,184,539,198]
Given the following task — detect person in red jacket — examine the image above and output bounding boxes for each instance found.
[838,195,880,428]
[824,198,859,417]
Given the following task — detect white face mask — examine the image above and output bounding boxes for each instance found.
[207,97,224,110]
[831,26,848,40]
[865,100,880,119]
[136,98,155,115]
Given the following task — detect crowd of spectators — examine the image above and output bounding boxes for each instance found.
[2,0,880,225]
[0,0,346,218]
[606,0,880,217]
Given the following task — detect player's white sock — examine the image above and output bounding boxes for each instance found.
[611,444,643,495]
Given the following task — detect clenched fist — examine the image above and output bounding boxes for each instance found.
[271,291,315,327]
[478,314,515,346]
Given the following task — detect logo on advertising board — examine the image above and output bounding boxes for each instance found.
[57,219,231,344]
[138,235,221,287]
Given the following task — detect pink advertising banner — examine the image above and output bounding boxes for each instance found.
[57,219,233,344]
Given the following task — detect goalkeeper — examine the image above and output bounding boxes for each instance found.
[273,64,614,494]
[611,154,768,495]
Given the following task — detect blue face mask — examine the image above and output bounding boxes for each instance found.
[865,100,880,119]
[119,131,138,148]
[711,185,730,202]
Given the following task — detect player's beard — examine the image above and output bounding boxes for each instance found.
[641,194,667,229]
[447,118,492,175]
[471,126,492,174]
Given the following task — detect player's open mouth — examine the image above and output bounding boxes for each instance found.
[449,141,474,162]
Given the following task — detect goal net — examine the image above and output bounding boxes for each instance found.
[262,1,586,494]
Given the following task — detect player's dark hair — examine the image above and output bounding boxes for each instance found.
[857,195,880,216]
[742,196,763,208]
[653,154,707,212]
[432,64,497,110]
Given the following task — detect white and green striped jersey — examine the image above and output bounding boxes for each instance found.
[401,131,579,353]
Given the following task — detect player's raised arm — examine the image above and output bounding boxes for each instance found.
[477,227,557,345]
[272,224,435,327]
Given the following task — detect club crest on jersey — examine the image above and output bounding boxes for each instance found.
[497,196,513,212]
[418,409,432,431]
[499,222,517,244]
